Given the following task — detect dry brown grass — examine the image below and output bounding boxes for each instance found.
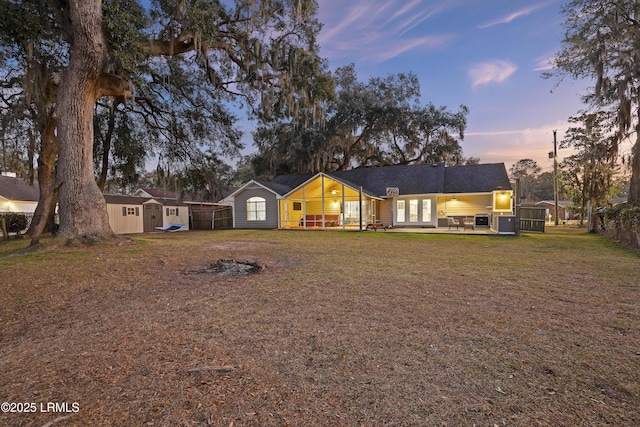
[1,228,639,426]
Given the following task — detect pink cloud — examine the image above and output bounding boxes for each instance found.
[317,0,451,64]
[478,3,548,29]
[468,60,518,87]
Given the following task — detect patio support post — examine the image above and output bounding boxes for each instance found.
[321,174,325,230]
[359,186,363,231]
[514,178,521,236]
[302,187,306,229]
[341,183,345,230]
[553,130,559,226]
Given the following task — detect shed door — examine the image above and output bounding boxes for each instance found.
[143,203,163,232]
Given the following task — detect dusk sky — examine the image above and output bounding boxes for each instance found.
[313,0,592,173]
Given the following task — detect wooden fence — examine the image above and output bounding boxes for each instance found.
[519,206,546,233]
[191,206,233,230]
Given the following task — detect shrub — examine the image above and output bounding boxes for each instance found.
[605,203,640,232]
[2,213,28,234]
[604,203,640,250]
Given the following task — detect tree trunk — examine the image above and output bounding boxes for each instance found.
[97,102,116,192]
[629,127,640,205]
[28,112,58,245]
[56,0,114,244]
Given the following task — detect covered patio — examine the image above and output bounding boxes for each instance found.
[278,173,383,230]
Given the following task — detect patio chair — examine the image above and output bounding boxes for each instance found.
[463,217,474,230]
[447,217,459,230]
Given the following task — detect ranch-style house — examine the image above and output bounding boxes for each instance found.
[221,162,514,231]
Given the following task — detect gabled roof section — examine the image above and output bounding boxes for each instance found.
[0,176,39,202]
[443,163,512,193]
[222,179,289,201]
[281,172,382,199]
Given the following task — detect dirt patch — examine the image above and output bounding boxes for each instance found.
[183,259,265,276]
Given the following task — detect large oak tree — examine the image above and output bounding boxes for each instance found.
[1,0,326,244]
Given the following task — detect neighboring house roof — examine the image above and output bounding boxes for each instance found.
[150,197,189,207]
[0,176,39,201]
[136,188,179,199]
[535,200,571,208]
[270,162,512,198]
[136,187,227,205]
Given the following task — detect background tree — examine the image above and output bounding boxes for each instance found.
[532,172,556,200]
[560,110,619,224]
[0,108,31,177]
[549,0,640,204]
[253,64,469,176]
[509,158,542,201]
[0,0,67,244]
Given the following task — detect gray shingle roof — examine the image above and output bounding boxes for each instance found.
[255,180,296,196]
[272,174,314,190]
[443,163,512,193]
[269,163,511,197]
[0,176,39,201]
[328,163,446,196]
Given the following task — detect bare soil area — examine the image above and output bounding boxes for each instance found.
[1,228,639,426]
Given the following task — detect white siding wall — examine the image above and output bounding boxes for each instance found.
[0,199,38,213]
[106,204,144,234]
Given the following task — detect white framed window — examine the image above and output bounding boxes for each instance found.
[422,199,432,222]
[409,199,418,222]
[344,201,360,224]
[247,197,266,221]
[396,200,405,222]
[122,207,139,216]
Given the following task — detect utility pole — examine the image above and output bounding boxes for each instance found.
[553,130,559,226]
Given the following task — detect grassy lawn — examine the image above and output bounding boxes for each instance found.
[1,228,639,426]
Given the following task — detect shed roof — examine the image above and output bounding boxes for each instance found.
[0,176,39,201]
[104,194,147,205]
